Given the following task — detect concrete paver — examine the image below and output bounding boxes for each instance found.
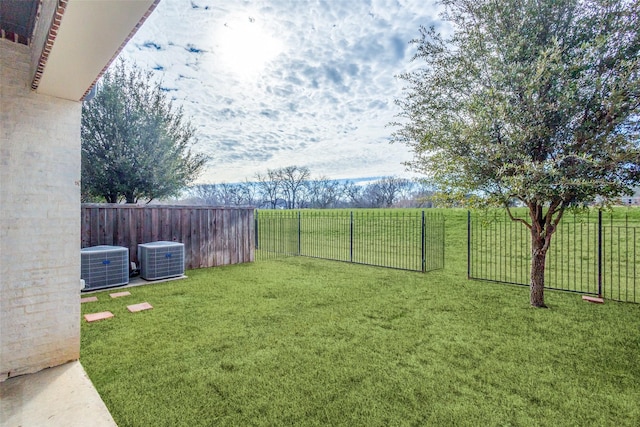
[127,302,153,313]
[84,311,114,322]
[109,291,131,298]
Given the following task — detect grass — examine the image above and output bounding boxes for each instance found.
[257,207,639,301]
[256,210,444,272]
[81,209,640,426]
[470,208,640,302]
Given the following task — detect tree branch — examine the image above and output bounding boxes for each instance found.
[505,204,531,229]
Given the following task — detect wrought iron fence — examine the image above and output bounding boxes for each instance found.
[255,210,445,273]
[468,209,639,303]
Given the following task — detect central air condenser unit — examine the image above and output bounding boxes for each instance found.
[138,241,185,280]
[81,245,129,291]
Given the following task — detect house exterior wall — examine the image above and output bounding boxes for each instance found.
[1,39,82,380]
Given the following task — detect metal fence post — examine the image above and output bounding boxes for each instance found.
[421,211,426,273]
[349,211,354,263]
[255,210,259,249]
[298,210,301,256]
[442,213,445,270]
[467,210,471,279]
[597,209,602,298]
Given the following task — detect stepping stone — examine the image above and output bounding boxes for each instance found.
[127,302,153,313]
[80,296,98,303]
[582,295,604,304]
[84,311,114,322]
[110,291,131,298]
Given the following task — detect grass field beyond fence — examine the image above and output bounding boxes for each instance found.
[255,209,445,272]
[81,209,640,426]
[470,208,640,303]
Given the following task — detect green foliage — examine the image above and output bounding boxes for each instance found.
[81,210,640,426]
[81,60,207,203]
[393,0,640,306]
[394,0,640,209]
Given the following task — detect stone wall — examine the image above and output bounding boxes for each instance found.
[1,39,82,380]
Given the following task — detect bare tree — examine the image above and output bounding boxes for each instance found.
[191,183,220,205]
[255,170,281,209]
[305,176,343,208]
[276,166,310,209]
[342,181,366,208]
[191,182,257,206]
[359,177,413,207]
[239,180,260,207]
[407,179,435,208]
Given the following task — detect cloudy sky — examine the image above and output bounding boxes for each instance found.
[120,0,446,183]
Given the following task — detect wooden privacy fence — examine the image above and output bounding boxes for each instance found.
[81,204,254,270]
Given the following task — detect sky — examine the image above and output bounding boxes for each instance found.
[120,0,446,183]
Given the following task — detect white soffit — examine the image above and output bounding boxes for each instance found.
[36,0,156,101]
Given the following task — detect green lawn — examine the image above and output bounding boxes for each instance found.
[81,209,640,426]
[469,208,640,302]
[256,209,445,272]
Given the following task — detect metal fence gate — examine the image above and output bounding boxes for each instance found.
[468,209,639,303]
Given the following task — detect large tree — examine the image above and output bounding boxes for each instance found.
[82,60,207,203]
[255,169,282,209]
[305,176,344,208]
[275,165,310,209]
[393,0,640,307]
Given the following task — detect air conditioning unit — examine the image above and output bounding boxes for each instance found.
[138,241,185,280]
[81,245,129,291]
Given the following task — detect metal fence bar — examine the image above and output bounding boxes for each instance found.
[255,209,444,273]
[598,210,603,297]
[468,209,639,303]
[350,211,354,263]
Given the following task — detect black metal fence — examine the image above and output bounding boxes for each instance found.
[255,210,445,273]
[468,209,639,303]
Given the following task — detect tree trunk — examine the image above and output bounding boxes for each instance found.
[530,232,548,308]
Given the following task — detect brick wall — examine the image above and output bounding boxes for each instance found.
[1,39,82,380]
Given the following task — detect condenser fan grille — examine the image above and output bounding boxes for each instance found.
[81,246,129,290]
[138,241,185,280]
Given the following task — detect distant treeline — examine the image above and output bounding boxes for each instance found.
[186,166,435,209]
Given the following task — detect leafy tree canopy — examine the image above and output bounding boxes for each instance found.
[393,0,640,306]
[82,60,208,203]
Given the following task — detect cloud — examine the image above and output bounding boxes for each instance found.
[120,0,444,183]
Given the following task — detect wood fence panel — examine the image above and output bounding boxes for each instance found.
[223,209,231,266]
[214,209,223,266]
[244,209,254,262]
[206,209,215,267]
[105,208,115,246]
[233,210,241,265]
[150,208,159,243]
[199,209,208,269]
[228,209,235,265]
[190,208,200,269]
[81,204,254,270]
[135,208,144,256]
[181,208,191,268]
[171,209,181,243]
[129,208,139,262]
[161,208,171,241]
[116,208,128,249]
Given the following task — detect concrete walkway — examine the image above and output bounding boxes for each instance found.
[0,361,116,427]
